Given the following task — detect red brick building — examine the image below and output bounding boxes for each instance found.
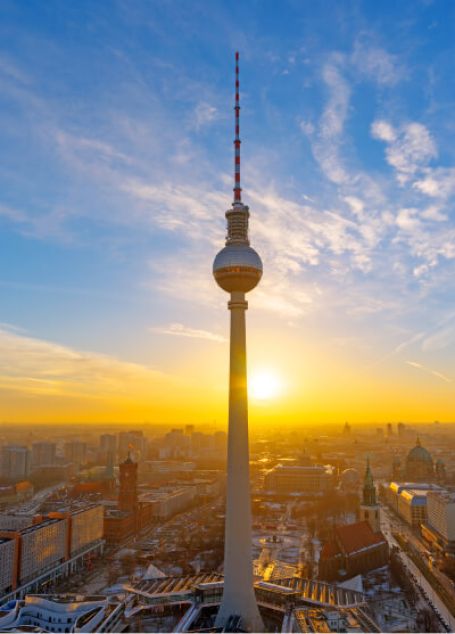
[319,520,388,581]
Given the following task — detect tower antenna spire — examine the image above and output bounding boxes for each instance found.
[234,51,242,204]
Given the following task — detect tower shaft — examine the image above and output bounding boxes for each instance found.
[213,51,263,631]
[215,291,263,631]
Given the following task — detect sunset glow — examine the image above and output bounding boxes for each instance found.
[249,370,284,402]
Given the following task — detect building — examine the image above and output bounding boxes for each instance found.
[319,521,389,582]
[118,454,138,514]
[118,430,146,462]
[70,505,104,556]
[19,518,68,584]
[422,491,455,556]
[120,573,380,633]
[103,455,139,542]
[139,486,196,521]
[339,468,360,492]
[211,52,263,631]
[0,505,105,599]
[64,441,87,468]
[0,536,17,595]
[103,509,135,543]
[31,442,57,468]
[359,458,380,533]
[0,514,34,531]
[0,482,33,506]
[264,464,334,496]
[405,438,434,481]
[0,595,125,633]
[398,488,429,527]
[100,433,117,455]
[99,434,117,470]
[435,458,447,483]
[292,607,380,633]
[383,481,443,527]
[1,446,31,482]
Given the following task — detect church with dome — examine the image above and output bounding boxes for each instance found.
[391,437,445,483]
[405,437,434,481]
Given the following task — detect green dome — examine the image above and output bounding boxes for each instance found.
[407,439,433,465]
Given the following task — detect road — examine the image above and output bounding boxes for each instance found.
[8,482,67,516]
[381,506,454,631]
[381,506,455,598]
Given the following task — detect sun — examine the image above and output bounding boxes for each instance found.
[249,369,283,401]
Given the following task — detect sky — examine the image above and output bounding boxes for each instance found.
[0,0,454,425]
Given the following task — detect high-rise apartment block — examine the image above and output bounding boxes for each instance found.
[118,430,146,461]
[64,440,87,468]
[31,441,57,468]
[100,433,117,455]
[1,446,31,481]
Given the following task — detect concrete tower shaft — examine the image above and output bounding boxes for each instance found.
[213,52,263,633]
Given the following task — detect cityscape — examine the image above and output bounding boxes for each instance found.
[1,1,455,633]
[3,423,455,632]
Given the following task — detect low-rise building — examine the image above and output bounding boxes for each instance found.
[104,509,135,543]
[139,485,196,520]
[0,595,125,633]
[292,607,380,633]
[263,465,334,496]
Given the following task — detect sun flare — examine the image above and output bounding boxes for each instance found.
[249,369,283,401]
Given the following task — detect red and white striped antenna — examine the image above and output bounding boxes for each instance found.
[233,51,242,205]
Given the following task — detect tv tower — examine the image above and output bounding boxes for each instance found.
[213,52,263,632]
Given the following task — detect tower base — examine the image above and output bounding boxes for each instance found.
[215,592,264,632]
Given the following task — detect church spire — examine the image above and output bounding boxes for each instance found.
[363,456,376,506]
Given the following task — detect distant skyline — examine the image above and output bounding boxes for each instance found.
[0,0,454,424]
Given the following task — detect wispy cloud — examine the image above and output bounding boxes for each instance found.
[55,130,133,165]
[192,102,219,130]
[150,322,226,343]
[413,167,455,200]
[351,41,405,86]
[310,58,351,185]
[371,120,437,184]
[0,325,166,398]
[406,360,452,383]
[421,316,455,352]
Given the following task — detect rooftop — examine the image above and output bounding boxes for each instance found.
[323,521,387,558]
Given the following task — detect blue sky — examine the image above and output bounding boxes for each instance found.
[0,0,454,422]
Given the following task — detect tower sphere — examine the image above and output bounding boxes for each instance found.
[213,243,262,293]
